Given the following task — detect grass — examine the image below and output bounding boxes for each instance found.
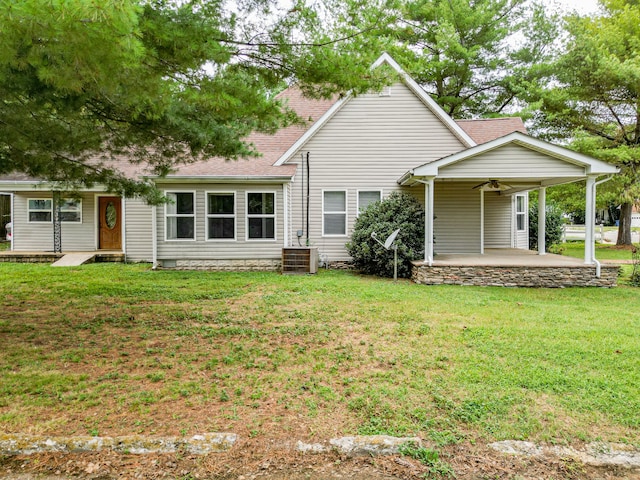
[0,263,638,448]
[556,240,636,261]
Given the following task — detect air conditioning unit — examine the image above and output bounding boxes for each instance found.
[282,247,318,274]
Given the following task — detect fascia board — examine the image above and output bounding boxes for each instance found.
[0,181,107,192]
[154,175,293,184]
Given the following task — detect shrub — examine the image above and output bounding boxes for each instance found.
[346,192,425,278]
[529,200,564,251]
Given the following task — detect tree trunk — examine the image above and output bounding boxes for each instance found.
[616,202,633,245]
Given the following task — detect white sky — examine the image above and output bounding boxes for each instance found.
[545,0,602,15]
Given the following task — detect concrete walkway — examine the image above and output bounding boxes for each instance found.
[51,253,96,267]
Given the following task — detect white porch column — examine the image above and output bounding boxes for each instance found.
[480,189,485,254]
[584,175,596,264]
[424,177,435,266]
[538,187,546,255]
[151,205,158,269]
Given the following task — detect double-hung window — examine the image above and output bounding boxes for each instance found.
[28,198,82,223]
[357,190,381,215]
[28,199,52,222]
[247,192,275,240]
[60,198,82,222]
[323,190,347,236]
[516,194,527,231]
[207,192,235,240]
[165,191,195,240]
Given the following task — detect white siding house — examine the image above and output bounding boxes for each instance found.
[0,53,619,272]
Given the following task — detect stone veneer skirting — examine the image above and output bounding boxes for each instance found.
[0,252,125,263]
[412,264,620,287]
[164,259,281,271]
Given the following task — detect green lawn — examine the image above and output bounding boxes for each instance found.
[0,264,638,449]
[557,241,636,261]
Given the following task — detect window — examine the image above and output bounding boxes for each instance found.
[60,198,82,222]
[28,198,81,223]
[247,192,275,240]
[207,192,235,240]
[323,190,347,236]
[516,194,526,231]
[28,199,52,222]
[165,191,195,240]
[358,190,381,214]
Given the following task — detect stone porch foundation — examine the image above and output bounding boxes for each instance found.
[412,263,620,287]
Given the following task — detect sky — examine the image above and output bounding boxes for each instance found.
[547,0,601,15]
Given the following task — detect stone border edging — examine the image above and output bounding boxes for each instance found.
[0,433,237,455]
[489,440,640,469]
[0,433,420,457]
[298,435,422,456]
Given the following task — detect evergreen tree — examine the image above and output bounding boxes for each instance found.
[0,0,389,201]
[388,0,558,118]
[536,0,640,245]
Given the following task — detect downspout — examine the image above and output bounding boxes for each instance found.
[151,205,158,269]
[591,175,614,278]
[306,152,310,246]
[300,152,304,245]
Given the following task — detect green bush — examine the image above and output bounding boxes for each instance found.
[346,192,425,278]
[529,200,564,251]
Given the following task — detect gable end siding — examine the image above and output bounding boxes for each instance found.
[285,82,466,261]
[439,144,586,178]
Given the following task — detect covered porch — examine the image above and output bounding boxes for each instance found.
[398,132,620,286]
[412,249,620,287]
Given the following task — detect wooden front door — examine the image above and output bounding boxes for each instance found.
[98,197,122,250]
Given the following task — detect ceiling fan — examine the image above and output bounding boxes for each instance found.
[472,179,512,191]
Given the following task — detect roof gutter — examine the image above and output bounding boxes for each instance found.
[397,170,415,186]
[152,175,294,184]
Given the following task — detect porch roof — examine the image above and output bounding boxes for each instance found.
[398,132,619,190]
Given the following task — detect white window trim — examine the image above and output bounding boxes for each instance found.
[245,190,277,242]
[27,198,52,223]
[164,190,196,241]
[516,194,527,232]
[205,191,236,242]
[322,189,348,237]
[357,189,383,216]
[27,197,82,223]
[60,198,82,223]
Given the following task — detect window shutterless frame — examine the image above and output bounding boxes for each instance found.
[164,191,196,241]
[245,191,277,241]
[516,194,527,231]
[357,189,382,215]
[322,190,348,236]
[205,191,236,241]
[28,198,82,223]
